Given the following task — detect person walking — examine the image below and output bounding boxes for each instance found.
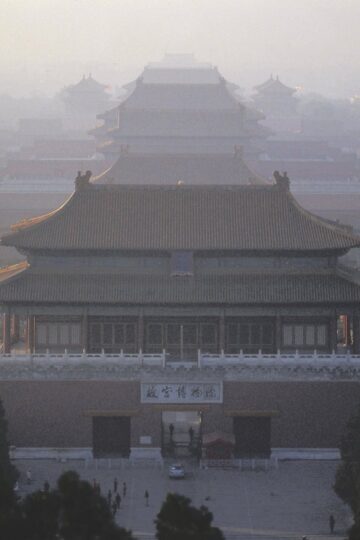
[123,481,127,498]
[329,514,335,534]
[115,492,121,510]
[113,477,118,493]
[26,469,32,485]
[144,489,149,507]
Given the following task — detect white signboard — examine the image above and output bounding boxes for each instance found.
[140,436,152,445]
[141,382,222,404]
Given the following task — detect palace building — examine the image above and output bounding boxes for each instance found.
[0,170,360,461]
[92,55,268,159]
[252,75,299,118]
[61,74,111,115]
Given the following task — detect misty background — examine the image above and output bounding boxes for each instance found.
[1,0,360,99]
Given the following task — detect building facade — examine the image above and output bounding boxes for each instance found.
[0,172,360,459]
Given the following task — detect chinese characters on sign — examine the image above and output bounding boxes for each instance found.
[141,382,222,403]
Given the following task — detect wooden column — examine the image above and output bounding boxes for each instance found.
[275,314,282,351]
[353,314,360,354]
[329,313,337,353]
[82,309,88,352]
[12,315,20,343]
[219,311,225,352]
[138,310,144,351]
[26,315,35,354]
[3,308,11,354]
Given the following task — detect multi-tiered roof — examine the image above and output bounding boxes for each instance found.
[92,56,267,157]
[61,74,110,114]
[0,173,359,306]
[252,75,298,117]
[254,75,296,97]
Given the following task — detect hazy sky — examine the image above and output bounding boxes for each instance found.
[1,0,360,98]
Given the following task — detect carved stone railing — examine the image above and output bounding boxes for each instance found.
[199,351,360,380]
[0,350,359,381]
[199,350,360,367]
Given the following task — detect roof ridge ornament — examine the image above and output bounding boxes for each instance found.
[75,170,92,191]
[234,145,243,158]
[273,170,290,191]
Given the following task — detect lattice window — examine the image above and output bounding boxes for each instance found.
[282,323,328,348]
[37,323,47,345]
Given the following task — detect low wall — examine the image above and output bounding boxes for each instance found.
[0,379,358,451]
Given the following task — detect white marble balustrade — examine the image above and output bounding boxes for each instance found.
[0,350,359,381]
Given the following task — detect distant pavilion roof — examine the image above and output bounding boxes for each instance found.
[2,182,359,253]
[92,151,265,186]
[65,75,109,95]
[254,76,296,96]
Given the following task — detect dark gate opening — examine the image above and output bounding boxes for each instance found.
[233,416,271,458]
[92,416,131,458]
[162,411,202,458]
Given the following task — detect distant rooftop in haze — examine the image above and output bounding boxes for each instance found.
[92,149,265,186]
[123,54,234,87]
[254,75,296,96]
[65,74,109,96]
[252,75,299,119]
[60,74,112,117]
[93,56,265,158]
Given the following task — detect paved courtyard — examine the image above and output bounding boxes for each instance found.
[14,459,351,539]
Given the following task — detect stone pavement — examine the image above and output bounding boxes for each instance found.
[14,459,351,539]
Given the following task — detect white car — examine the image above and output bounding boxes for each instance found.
[168,463,185,479]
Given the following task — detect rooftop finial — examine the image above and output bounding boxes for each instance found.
[234,145,243,158]
[120,144,130,154]
[273,170,290,190]
[75,170,92,191]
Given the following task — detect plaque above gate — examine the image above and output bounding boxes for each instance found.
[141,382,223,404]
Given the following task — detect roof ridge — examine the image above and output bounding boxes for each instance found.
[88,183,276,192]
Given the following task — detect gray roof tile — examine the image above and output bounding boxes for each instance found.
[0,269,359,305]
[93,153,264,185]
[2,184,358,252]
